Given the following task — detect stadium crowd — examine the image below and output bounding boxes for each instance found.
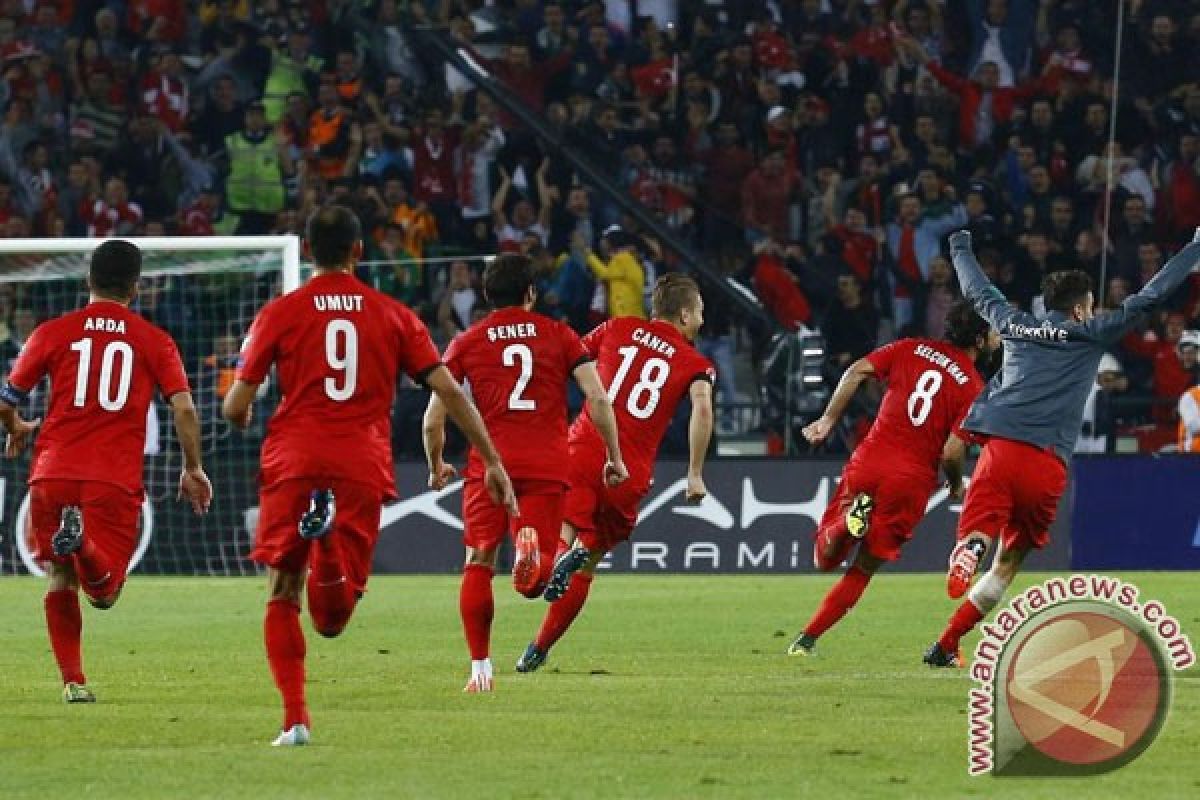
[0,0,1197,452]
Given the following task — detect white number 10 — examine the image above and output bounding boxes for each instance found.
[324,319,358,402]
[70,337,133,412]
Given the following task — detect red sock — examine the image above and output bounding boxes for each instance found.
[803,566,872,639]
[75,538,117,601]
[460,564,494,660]
[264,598,309,730]
[44,589,85,685]
[938,599,985,653]
[307,539,355,637]
[812,517,855,572]
[534,571,594,651]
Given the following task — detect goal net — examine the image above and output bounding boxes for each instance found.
[0,237,299,577]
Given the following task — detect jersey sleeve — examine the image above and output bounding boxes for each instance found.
[5,323,50,396]
[442,331,468,382]
[580,319,612,357]
[950,378,984,443]
[236,305,279,385]
[689,353,716,386]
[152,330,191,399]
[865,339,906,380]
[560,322,591,372]
[395,303,442,384]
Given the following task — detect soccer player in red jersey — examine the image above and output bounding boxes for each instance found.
[516,273,715,672]
[422,253,628,693]
[0,240,212,704]
[785,301,998,656]
[222,206,516,746]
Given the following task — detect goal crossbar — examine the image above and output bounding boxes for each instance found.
[0,236,302,292]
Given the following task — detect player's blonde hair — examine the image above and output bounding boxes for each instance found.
[652,273,701,321]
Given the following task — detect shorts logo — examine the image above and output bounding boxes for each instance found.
[968,576,1193,776]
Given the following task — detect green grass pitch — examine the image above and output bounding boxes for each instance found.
[1,573,1197,799]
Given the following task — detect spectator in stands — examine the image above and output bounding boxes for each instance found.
[742,149,796,244]
[194,75,244,158]
[822,272,877,371]
[436,258,479,341]
[1178,332,1200,452]
[586,225,645,319]
[752,239,811,333]
[1076,353,1128,455]
[261,26,320,124]
[70,69,127,154]
[307,81,362,183]
[884,190,966,333]
[1124,312,1196,423]
[88,176,142,237]
[223,100,291,235]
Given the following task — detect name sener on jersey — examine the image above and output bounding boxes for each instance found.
[487,322,537,342]
[632,328,676,358]
[314,294,364,312]
[83,317,127,334]
[913,343,969,385]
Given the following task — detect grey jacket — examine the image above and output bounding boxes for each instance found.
[950,230,1200,463]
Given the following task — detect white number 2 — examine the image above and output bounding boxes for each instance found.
[907,369,943,427]
[503,343,535,411]
[609,345,671,420]
[324,319,358,402]
[70,338,133,412]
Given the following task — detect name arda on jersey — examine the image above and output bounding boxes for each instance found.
[83,317,127,334]
[913,343,969,385]
[632,327,676,358]
[1006,321,1069,342]
[486,322,537,342]
[313,294,364,312]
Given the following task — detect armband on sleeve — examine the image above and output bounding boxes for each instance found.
[0,382,29,406]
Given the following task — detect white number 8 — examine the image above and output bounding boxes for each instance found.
[907,369,943,427]
[324,319,358,402]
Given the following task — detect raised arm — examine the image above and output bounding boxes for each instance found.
[573,360,628,485]
[170,392,212,514]
[686,379,714,503]
[949,230,1037,333]
[425,365,518,515]
[802,357,875,446]
[1082,233,1200,342]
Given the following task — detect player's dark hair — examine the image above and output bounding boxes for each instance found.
[1042,269,1094,312]
[943,299,989,350]
[652,273,701,320]
[306,204,362,268]
[88,239,142,299]
[482,254,536,308]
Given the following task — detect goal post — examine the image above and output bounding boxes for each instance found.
[0,235,300,577]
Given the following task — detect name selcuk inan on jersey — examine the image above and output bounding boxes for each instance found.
[1006,321,1070,342]
[913,343,969,385]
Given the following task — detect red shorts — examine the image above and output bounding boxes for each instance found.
[30,480,142,586]
[563,444,649,553]
[958,437,1067,552]
[251,478,382,593]
[462,478,565,555]
[818,460,935,562]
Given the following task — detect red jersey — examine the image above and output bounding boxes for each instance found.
[7,301,189,493]
[444,307,589,484]
[857,337,984,477]
[570,317,715,481]
[238,271,440,498]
